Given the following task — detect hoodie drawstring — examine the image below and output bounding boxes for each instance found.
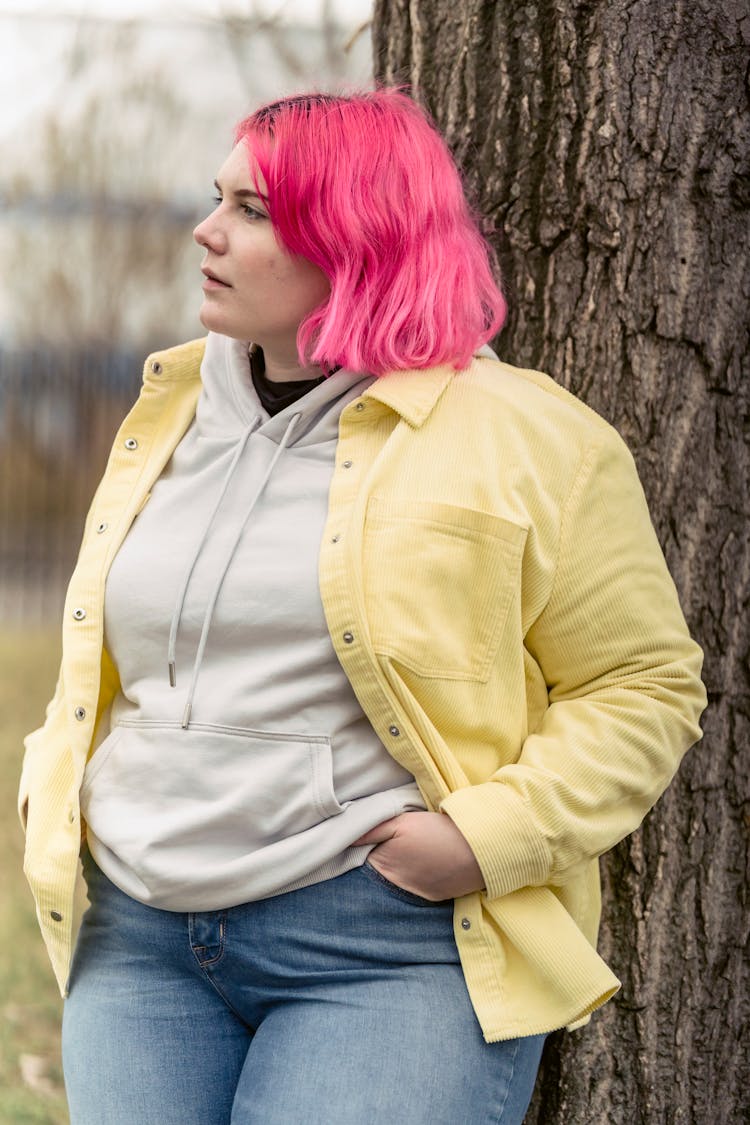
[169,411,303,730]
[167,418,260,688]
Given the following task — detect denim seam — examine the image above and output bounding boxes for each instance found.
[494,1035,519,1122]
[189,913,227,967]
[187,915,257,1029]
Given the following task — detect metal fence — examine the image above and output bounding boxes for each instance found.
[0,347,144,623]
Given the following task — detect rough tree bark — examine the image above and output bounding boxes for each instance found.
[372,2,749,1122]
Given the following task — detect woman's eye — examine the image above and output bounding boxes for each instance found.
[209,195,265,220]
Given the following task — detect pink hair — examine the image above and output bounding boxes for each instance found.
[234,88,506,376]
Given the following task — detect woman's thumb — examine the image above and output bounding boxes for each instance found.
[351,816,401,847]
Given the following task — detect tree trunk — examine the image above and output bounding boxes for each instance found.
[372,2,749,1121]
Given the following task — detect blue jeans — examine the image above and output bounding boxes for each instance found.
[63,849,545,1124]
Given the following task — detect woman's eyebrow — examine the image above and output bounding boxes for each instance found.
[213,178,265,202]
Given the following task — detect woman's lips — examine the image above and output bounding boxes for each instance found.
[201,269,230,289]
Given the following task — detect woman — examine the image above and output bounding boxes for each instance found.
[19,88,706,1124]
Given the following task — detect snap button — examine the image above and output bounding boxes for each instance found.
[74,706,86,721]
[96,522,108,534]
[388,725,400,737]
[124,437,138,450]
[343,632,354,644]
[342,460,353,469]
[50,910,63,922]
[72,607,86,621]
[354,402,365,412]
[331,534,341,543]
[150,360,163,375]
[461,917,471,930]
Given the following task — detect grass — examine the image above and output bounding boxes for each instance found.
[0,629,71,1125]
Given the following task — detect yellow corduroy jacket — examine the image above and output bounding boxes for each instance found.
[19,338,706,1041]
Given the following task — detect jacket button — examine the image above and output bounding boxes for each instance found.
[388,725,400,737]
[50,911,63,922]
[72,607,86,621]
[151,360,163,375]
[96,522,108,534]
[342,460,353,469]
[354,402,365,412]
[343,632,354,644]
[74,707,86,721]
[461,917,471,930]
[331,534,341,543]
[124,437,138,450]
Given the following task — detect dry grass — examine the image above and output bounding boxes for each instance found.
[0,628,70,1124]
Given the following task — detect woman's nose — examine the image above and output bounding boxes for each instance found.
[193,214,226,252]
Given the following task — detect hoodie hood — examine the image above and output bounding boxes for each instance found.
[196,331,375,447]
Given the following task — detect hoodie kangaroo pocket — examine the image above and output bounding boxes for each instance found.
[79,720,345,860]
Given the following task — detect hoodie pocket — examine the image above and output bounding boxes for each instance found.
[80,719,345,857]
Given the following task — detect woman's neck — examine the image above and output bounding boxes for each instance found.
[255,343,324,384]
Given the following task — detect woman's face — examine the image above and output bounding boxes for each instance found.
[193,143,330,359]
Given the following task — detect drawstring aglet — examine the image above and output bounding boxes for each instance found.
[168,661,176,687]
[181,701,192,730]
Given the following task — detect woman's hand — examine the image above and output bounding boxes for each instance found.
[352,811,486,901]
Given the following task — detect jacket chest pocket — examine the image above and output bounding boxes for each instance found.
[362,498,527,682]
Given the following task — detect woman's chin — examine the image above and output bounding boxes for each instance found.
[197,305,252,343]
[197,306,228,335]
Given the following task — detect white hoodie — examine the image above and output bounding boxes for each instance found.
[81,333,425,910]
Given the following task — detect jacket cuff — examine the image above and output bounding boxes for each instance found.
[440,783,552,900]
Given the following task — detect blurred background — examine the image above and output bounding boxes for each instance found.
[1,0,372,621]
[0,2,372,1119]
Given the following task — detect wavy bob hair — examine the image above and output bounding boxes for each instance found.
[234,88,505,376]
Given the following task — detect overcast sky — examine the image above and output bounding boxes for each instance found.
[0,0,373,141]
[0,0,372,24]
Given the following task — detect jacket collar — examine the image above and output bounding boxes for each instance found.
[142,337,207,385]
[363,364,456,428]
[144,336,459,429]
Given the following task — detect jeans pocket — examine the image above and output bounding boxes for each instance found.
[361,860,452,908]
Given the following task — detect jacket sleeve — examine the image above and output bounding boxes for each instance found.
[440,427,707,900]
